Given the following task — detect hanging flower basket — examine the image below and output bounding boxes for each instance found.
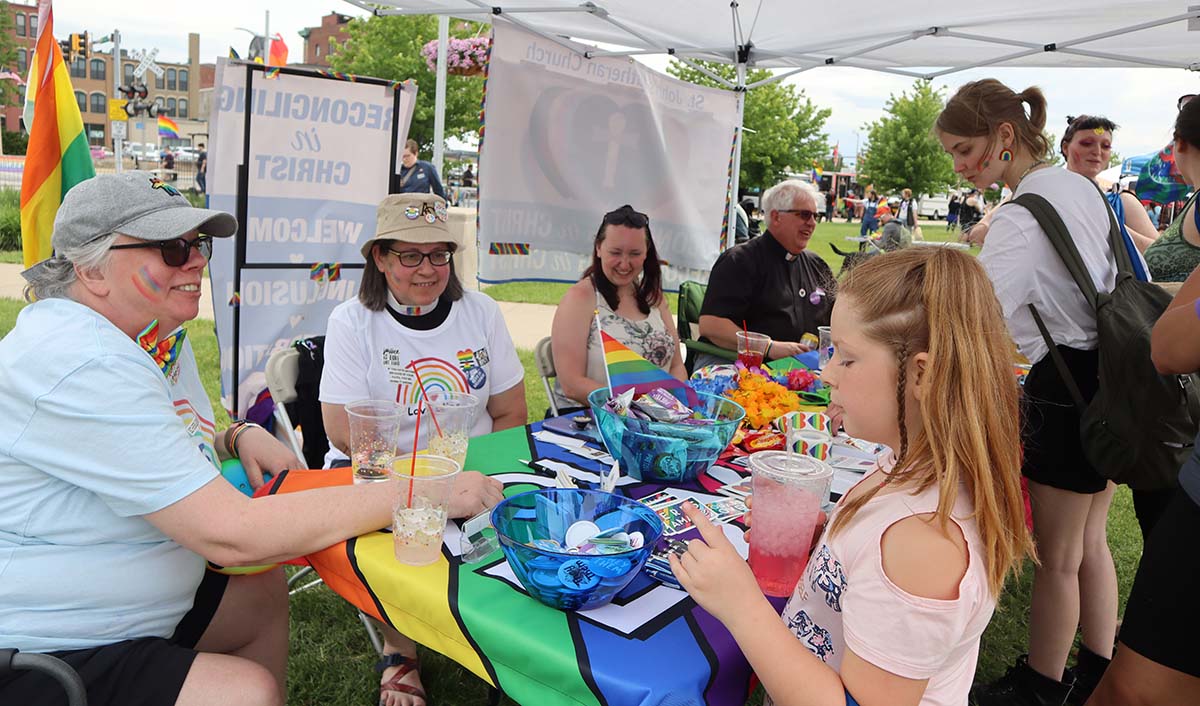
[421,37,490,76]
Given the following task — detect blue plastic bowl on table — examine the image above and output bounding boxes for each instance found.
[587,388,745,483]
[493,488,663,611]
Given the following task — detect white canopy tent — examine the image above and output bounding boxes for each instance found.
[344,0,1200,244]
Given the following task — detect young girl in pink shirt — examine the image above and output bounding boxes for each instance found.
[671,247,1034,706]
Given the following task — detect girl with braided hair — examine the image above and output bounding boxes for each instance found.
[667,247,1033,706]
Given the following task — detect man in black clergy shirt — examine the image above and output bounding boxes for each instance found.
[698,179,835,369]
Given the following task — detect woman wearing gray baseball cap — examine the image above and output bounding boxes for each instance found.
[319,192,523,704]
[0,173,500,705]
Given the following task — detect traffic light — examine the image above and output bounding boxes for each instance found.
[118,83,157,117]
[69,32,89,61]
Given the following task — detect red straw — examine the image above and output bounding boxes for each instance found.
[742,320,749,336]
[406,362,443,435]
[407,396,423,506]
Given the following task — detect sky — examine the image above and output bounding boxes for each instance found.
[49,0,1200,163]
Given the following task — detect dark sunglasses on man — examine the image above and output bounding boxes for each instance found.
[776,208,819,222]
[109,235,214,267]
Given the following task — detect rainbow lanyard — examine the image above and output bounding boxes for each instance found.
[388,291,439,317]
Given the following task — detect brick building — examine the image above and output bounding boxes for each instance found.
[299,12,352,67]
[2,2,38,134]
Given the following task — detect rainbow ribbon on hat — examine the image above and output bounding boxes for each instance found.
[136,319,186,376]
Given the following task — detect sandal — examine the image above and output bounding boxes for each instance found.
[376,653,427,706]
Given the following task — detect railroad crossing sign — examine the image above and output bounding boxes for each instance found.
[129,48,164,79]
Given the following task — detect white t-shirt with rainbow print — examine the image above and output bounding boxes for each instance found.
[319,291,524,467]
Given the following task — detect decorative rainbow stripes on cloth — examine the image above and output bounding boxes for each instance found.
[19,0,95,268]
[488,242,529,255]
[157,115,180,139]
[601,329,698,406]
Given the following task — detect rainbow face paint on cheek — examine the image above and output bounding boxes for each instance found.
[131,266,165,300]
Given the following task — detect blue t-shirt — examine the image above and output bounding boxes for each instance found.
[398,159,447,199]
[0,299,220,652]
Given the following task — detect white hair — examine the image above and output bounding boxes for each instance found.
[22,233,119,302]
[762,179,821,231]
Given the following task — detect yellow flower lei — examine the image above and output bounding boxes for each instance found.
[724,369,800,430]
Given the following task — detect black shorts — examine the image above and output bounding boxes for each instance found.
[1021,346,1108,494]
[0,569,228,706]
[1118,488,1200,677]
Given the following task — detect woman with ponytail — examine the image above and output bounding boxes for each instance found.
[665,248,1033,706]
[937,79,1121,706]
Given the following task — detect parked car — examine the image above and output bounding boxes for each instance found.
[89,146,111,160]
[918,192,953,220]
[173,147,199,163]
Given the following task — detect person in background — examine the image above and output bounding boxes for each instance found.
[1142,98,1200,283]
[196,143,207,194]
[398,139,447,200]
[550,205,686,412]
[1145,202,1161,230]
[671,248,1033,706]
[319,193,517,706]
[946,193,961,232]
[859,190,881,237]
[897,187,922,240]
[876,207,908,252]
[1061,115,1159,255]
[699,179,835,369]
[1084,264,1200,706]
[844,188,857,223]
[825,189,836,223]
[461,164,475,188]
[937,79,1119,706]
[741,198,762,239]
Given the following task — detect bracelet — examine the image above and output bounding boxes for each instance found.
[764,341,773,359]
[226,421,264,459]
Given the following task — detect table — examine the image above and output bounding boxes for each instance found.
[265,423,762,706]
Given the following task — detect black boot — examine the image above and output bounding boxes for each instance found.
[1066,645,1111,705]
[971,655,1076,706]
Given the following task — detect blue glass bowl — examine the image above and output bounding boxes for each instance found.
[492,488,663,611]
[587,389,745,483]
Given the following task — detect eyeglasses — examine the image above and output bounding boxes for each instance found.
[1180,95,1196,111]
[602,205,649,229]
[388,249,453,267]
[776,209,819,222]
[109,236,213,267]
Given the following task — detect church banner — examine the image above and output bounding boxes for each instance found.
[478,24,739,290]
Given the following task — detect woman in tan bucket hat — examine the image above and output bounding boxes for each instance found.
[319,193,525,705]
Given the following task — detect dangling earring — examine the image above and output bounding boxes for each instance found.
[999,148,1014,162]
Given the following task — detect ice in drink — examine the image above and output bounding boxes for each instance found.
[393,500,449,565]
[747,451,833,597]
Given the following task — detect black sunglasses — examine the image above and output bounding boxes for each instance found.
[776,209,819,222]
[109,236,214,267]
[603,205,649,229]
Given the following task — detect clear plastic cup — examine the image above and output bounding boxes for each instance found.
[420,391,479,469]
[736,330,771,368]
[747,451,833,597]
[818,326,834,369]
[390,454,461,566]
[346,400,404,484]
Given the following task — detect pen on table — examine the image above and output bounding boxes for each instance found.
[517,459,556,478]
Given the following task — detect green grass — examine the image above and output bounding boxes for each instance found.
[0,250,23,264]
[0,294,1145,705]
[482,221,972,306]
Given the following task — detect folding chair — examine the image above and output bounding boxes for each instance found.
[263,340,385,656]
[534,336,560,418]
[0,648,86,705]
[676,280,736,375]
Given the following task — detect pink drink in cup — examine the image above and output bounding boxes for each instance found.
[747,451,833,597]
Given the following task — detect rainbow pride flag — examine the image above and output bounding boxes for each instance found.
[20,0,94,269]
[158,115,180,139]
[600,329,698,406]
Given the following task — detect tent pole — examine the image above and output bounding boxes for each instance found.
[727,61,745,252]
[433,15,448,175]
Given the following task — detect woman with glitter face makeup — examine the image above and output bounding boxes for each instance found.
[1061,115,1160,254]
[937,79,1121,706]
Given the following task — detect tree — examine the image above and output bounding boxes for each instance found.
[0,3,20,109]
[1044,130,1064,166]
[857,80,956,197]
[330,16,484,153]
[667,59,831,194]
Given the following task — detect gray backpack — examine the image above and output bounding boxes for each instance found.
[1012,190,1200,490]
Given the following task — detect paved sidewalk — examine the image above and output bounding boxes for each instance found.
[0,264,555,350]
